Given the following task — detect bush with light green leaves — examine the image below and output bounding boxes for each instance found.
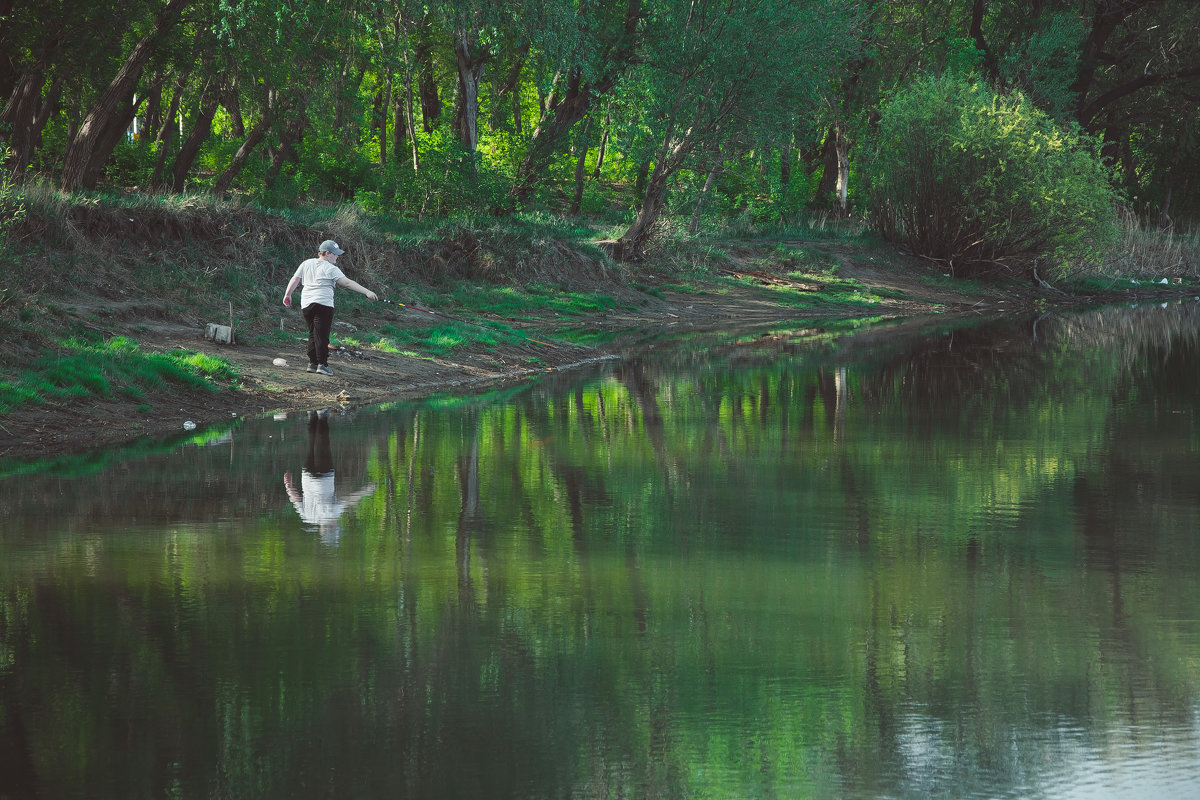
[865,74,1118,280]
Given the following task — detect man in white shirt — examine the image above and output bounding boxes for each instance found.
[282,239,378,375]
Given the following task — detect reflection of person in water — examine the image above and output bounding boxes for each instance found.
[284,410,376,545]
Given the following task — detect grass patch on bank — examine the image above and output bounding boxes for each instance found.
[410,283,623,320]
[0,336,240,414]
[375,321,535,358]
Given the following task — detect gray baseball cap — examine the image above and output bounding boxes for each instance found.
[319,240,344,255]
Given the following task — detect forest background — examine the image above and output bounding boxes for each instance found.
[1,0,1199,455]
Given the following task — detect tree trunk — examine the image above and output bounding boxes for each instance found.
[569,121,590,216]
[614,124,695,260]
[391,91,407,163]
[814,126,838,205]
[835,126,849,214]
[170,76,221,193]
[592,110,611,179]
[24,76,62,168]
[489,49,526,132]
[144,72,163,137]
[688,156,722,233]
[968,0,999,80]
[395,17,420,171]
[149,72,188,188]
[82,88,142,188]
[453,29,486,162]
[265,117,306,189]
[1070,0,1142,126]
[511,0,640,201]
[512,67,592,201]
[415,26,440,133]
[60,0,191,191]
[1158,183,1173,230]
[213,110,271,194]
[614,163,671,260]
[0,68,60,174]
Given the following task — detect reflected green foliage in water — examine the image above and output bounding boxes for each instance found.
[3,304,1200,798]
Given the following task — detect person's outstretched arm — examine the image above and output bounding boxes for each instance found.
[336,276,378,301]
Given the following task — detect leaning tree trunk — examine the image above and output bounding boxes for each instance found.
[511,67,593,201]
[613,164,671,260]
[592,109,611,179]
[0,68,60,174]
[149,71,188,188]
[613,128,694,260]
[81,89,142,188]
[60,0,191,191]
[511,0,640,202]
[170,76,221,193]
[265,116,306,190]
[213,109,271,194]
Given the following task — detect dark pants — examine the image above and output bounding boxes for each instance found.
[302,303,334,366]
[306,412,333,476]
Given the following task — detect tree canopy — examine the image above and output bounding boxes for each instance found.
[1,0,1197,255]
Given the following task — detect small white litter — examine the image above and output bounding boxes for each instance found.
[183,421,197,431]
[273,357,288,367]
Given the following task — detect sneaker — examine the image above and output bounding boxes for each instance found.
[306,363,318,373]
[316,364,334,376]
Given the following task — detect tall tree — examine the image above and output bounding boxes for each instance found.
[60,0,193,191]
[510,0,643,202]
[611,0,858,259]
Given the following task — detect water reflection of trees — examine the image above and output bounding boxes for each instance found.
[4,304,1200,797]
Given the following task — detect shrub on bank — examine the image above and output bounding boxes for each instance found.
[865,74,1119,281]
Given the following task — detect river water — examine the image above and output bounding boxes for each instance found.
[3,303,1200,799]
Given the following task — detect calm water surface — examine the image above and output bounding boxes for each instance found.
[3,303,1200,799]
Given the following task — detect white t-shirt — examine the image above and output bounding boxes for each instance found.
[296,470,346,524]
[293,258,346,308]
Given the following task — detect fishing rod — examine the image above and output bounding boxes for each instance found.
[380,298,559,348]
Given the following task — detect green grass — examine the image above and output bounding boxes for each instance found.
[374,322,526,358]
[0,336,240,414]
[420,283,623,320]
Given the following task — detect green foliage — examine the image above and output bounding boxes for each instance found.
[104,138,160,188]
[0,337,239,414]
[998,12,1086,125]
[0,151,26,242]
[865,74,1119,279]
[355,132,509,218]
